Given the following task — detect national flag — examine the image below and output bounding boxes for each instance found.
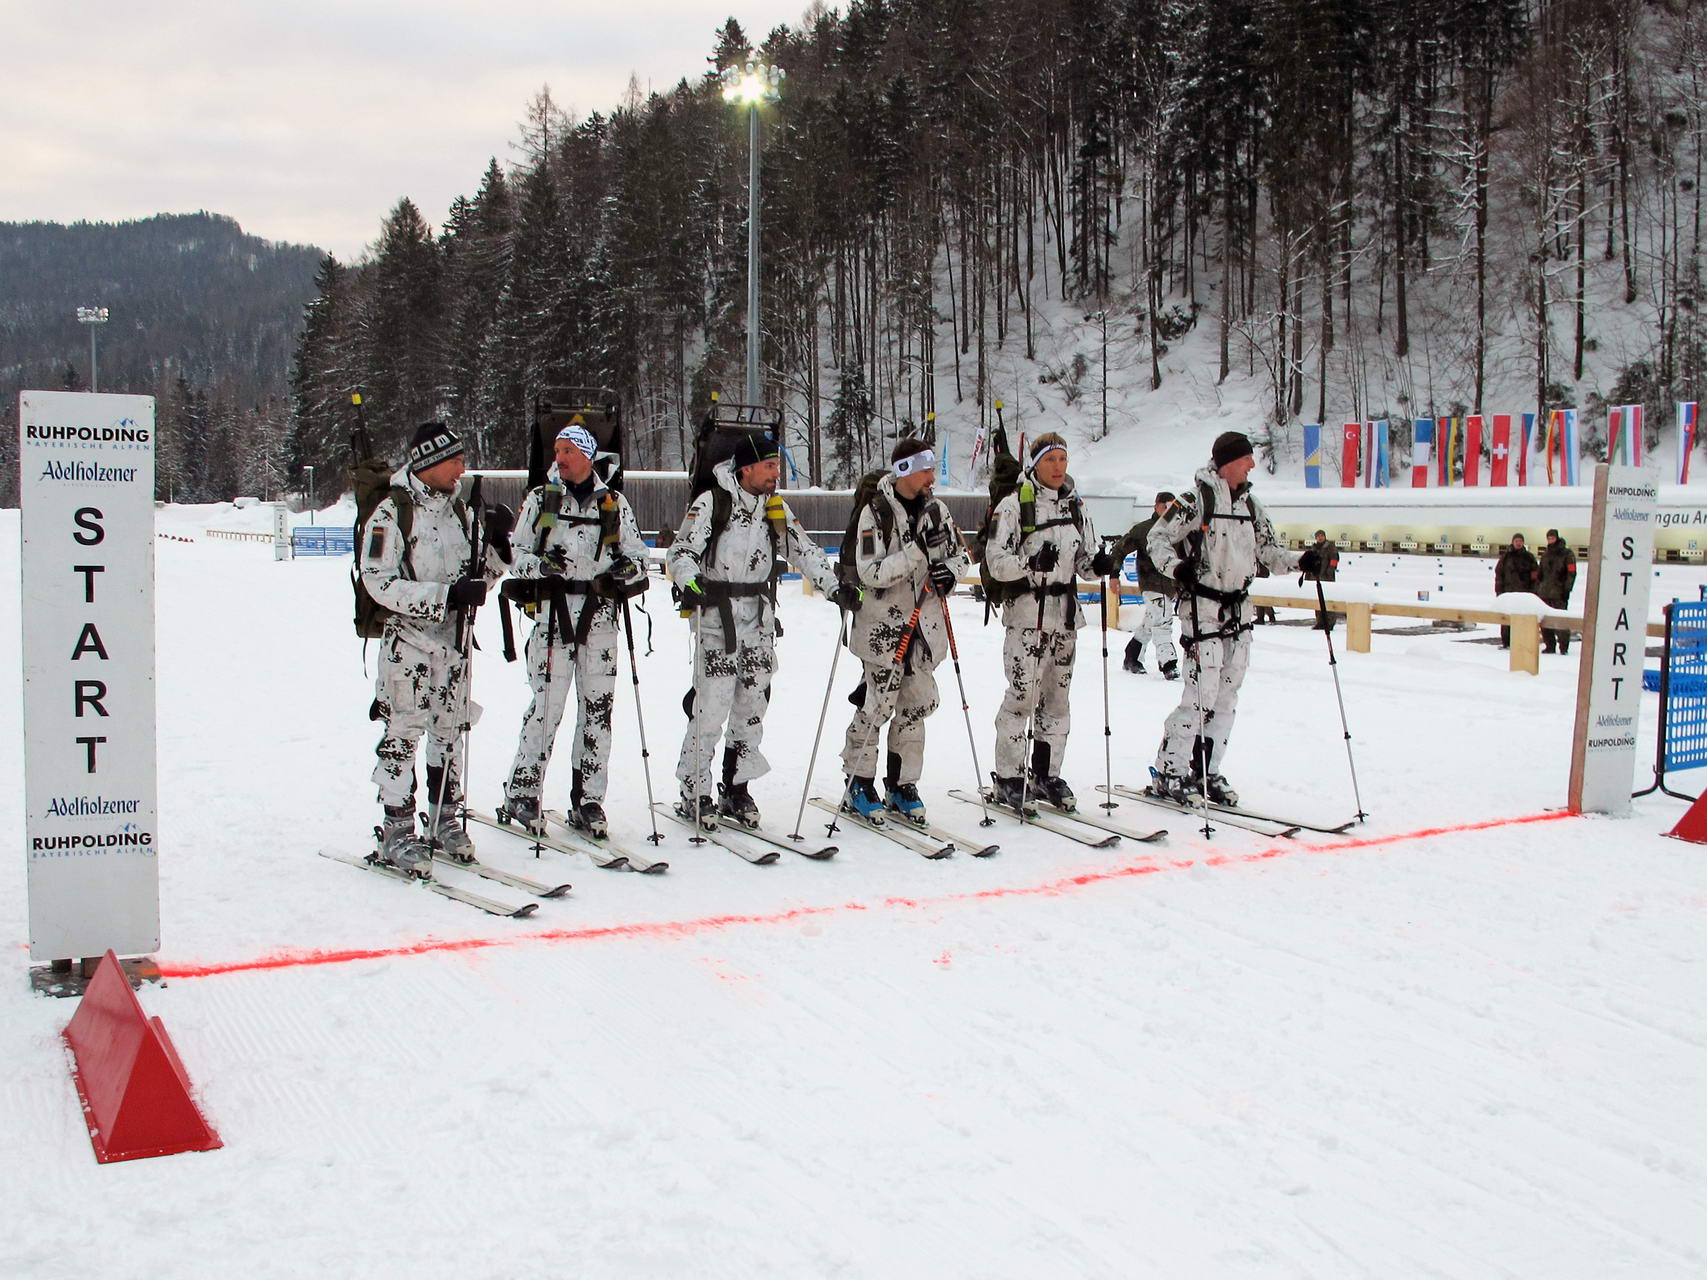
[1546,409,1561,484]
[1626,403,1644,467]
[1562,408,1581,483]
[1519,412,1535,486]
[1607,405,1627,466]
[1303,423,1323,488]
[1490,414,1512,486]
[1412,419,1435,487]
[1678,401,1698,483]
[1341,421,1361,487]
[1439,417,1458,486]
[1372,419,1390,488]
[1464,415,1484,486]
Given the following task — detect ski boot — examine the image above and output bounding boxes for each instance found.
[989,774,1033,813]
[718,781,761,831]
[676,790,719,833]
[426,807,477,863]
[1159,660,1179,681]
[376,807,433,877]
[1031,773,1076,813]
[571,800,609,840]
[1203,773,1239,807]
[1122,639,1143,674]
[1145,769,1194,806]
[841,776,886,822]
[499,794,544,832]
[884,781,928,826]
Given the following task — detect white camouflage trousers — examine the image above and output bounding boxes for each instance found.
[1129,593,1177,668]
[1154,631,1252,779]
[994,627,1077,778]
[504,616,619,805]
[676,604,775,796]
[371,627,476,810]
[840,660,941,784]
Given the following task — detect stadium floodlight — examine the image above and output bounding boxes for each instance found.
[76,306,110,392]
[721,62,785,406]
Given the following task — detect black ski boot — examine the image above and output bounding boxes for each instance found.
[1203,773,1239,807]
[1122,638,1144,674]
[572,800,609,840]
[1159,660,1180,681]
[718,780,761,830]
[1145,770,1194,806]
[676,789,719,832]
[990,774,1032,813]
[1031,774,1077,812]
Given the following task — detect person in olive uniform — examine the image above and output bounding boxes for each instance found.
[1537,527,1578,654]
[1303,529,1341,631]
[1493,533,1540,649]
[1112,491,1180,678]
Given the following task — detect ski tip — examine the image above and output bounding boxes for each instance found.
[513,903,540,918]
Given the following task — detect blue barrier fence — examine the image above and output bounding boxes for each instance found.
[1663,602,1707,775]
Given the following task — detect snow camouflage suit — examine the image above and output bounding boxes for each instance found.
[667,459,839,796]
[503,466,649,808]
[360,467,507,811]
[839,474,972,785]
[1146,464,1300,781]
[1111,509,1179,672]
[982,474,1100,779]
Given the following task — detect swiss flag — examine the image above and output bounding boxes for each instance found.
[1490,414,1512,486]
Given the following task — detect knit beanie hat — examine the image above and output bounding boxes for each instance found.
[732,433,780,471]
[408,422,464,473]
[1210,431,1254,469]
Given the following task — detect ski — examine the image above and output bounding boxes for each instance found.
[318,850,539,918]
[1202,802,1357,836]
[429,851,570,898]
[541,810,670,874]
[714,815,839,859]
[808,798,953,858]
[466,808,631,871]
[886,810,1000,857]
[1029,801,1167,844]
[651,804,780,864]
[948,789,1121,849]
[1097,785,1301,838]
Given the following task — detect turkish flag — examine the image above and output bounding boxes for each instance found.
[1341,422,1360,487]
[1490,414,1512,486]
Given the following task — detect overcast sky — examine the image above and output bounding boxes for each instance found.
[5,0,811,263]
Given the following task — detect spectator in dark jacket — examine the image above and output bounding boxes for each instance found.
[1112,492,1180,678]
[1537,528,1578,654]
[1494,533,1541,649]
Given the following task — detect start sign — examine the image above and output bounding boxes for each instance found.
[19,391,160,961]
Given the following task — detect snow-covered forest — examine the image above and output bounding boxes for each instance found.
[280,0,1707,488]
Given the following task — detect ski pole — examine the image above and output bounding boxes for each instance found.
[936,584,994,827]
[1312,576,1368,823]
[1184,583,1213,840]
[790,605,849,841]
[1100,564,1116,811]
[431,475,484,847]
[621,596,664,845]
[686,610,708,843]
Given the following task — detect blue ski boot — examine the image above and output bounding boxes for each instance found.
[884,781,928,826]
[842,776,886,822]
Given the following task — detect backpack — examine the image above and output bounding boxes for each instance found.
[836,470,896,586]
[529,387,625,492]
[681,398,786,575]
[974,422,1033,609]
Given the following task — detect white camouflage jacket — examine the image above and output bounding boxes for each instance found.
[982,473,1100,632]
[1146,464,1299,637]
[360,467,506,647]
[510,464,649,637]
[844,474,972,666]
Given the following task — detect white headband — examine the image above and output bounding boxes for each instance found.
[892,449,936,478]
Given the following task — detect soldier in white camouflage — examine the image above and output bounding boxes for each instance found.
[499,422,650,839]
[1146,432,1308,807]
[837,438,972,824]
[980,433,1114,812]
[667,434,856,831]
[359,424,511,871]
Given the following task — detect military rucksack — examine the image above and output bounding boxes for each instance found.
[681,398,786,574]
[836,470,897,585]
[974,421,1032,609]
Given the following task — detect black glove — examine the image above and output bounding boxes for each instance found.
[922,519,952,555]
[540,545,569,575]
[447,575,488,609]
[831,581,864,611]
[1027,541,1060,574]
[929,561,957,593]
[484,503,515,548]
[1173,559,1196,588]
[1297,547,1322,577]
[1091,548,1118,578]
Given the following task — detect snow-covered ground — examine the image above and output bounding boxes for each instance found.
[4,503,1706,1279]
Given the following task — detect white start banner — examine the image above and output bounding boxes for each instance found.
[1569,463,1659,817]
[19,391,160,961]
